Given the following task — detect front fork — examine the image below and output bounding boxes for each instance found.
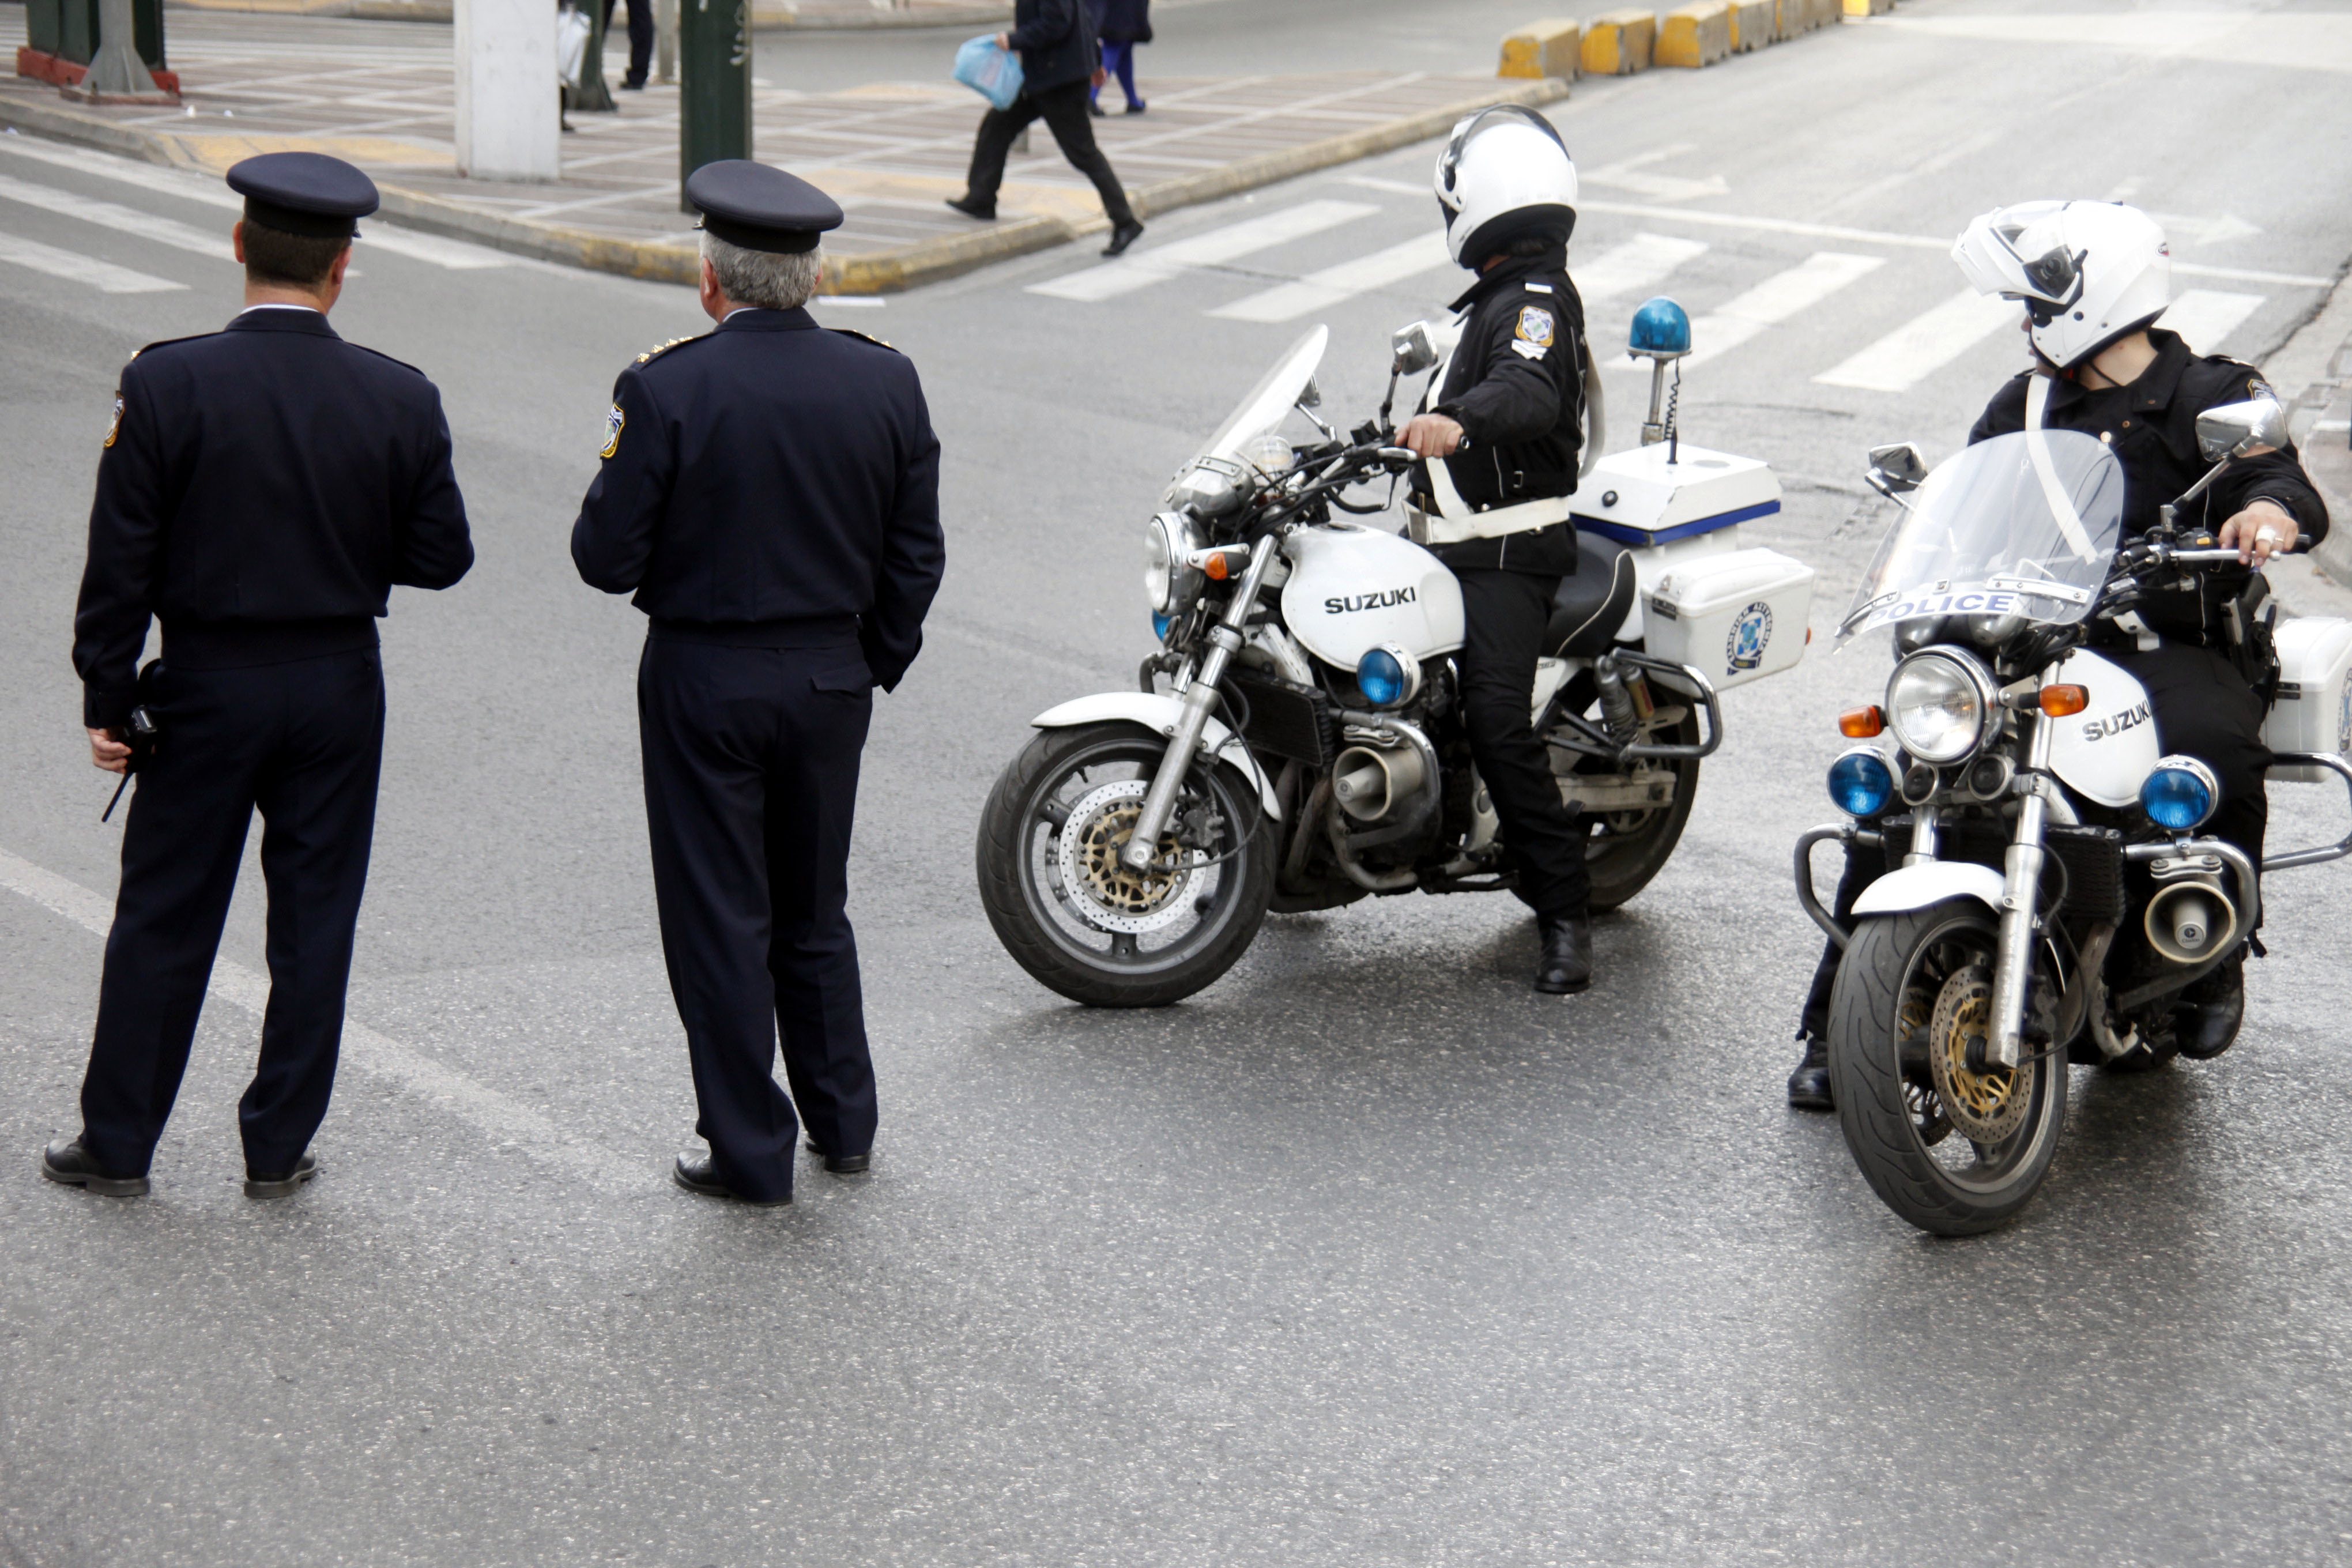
[1986,710,2056,1069]
[1118,536,1279,873]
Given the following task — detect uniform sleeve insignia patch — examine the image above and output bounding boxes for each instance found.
[103,394,123,450]
[1515,305,1556,349]
[600,403,625,459]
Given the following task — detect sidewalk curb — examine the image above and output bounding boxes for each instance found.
[0,75,1570,294]
[163,0,1016,28]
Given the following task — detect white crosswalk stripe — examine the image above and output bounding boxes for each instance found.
[1027,199,1379,302]
[2155,288,2266,355]
[1683,251,1884,367]
[0,171,236,261]
[1208,230,1447,323]
[1574,232,1708,303]
[0,227,184,292]
[1812,288,2019,393]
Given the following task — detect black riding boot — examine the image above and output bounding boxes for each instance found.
[1786,1034,1832,1110]
[2175,954,2245,1060]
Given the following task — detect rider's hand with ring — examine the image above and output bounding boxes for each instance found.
[2220,499,2297,567]
[1400,413,1465,459]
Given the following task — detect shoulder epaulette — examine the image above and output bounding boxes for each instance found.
[125,331,219,367]
[635,334,703,365]
[350,342,428,376]
[829,327,900,353]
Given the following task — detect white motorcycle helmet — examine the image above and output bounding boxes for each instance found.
[1433,104,1577,268]
[1952,199,2172,371]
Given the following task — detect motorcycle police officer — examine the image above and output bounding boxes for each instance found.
[1399,105,1596,993]
[44,152,475,1199]
[1786,199,2328,1107]
[572,161,945,1205]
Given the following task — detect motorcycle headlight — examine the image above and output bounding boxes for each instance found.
[2141,755,2219,832]
[1355,644,1421,708]
[1144,512,1203,615]
[1885,651,1992,764]
[1826,747,1895,818]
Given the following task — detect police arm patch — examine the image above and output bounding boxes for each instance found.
[1515,304,1555,349]
[600,402,625,459]
[103,394,123,449]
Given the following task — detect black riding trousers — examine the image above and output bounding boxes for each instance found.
[1454,567,1590,920]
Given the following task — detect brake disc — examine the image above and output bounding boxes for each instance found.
[1055,780,1194,935]
[1928,963,2033,1146]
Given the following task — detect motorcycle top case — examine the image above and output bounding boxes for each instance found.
[2265,616,2352,783]
[1639,546,1814,689]
[1280,524,1466,669]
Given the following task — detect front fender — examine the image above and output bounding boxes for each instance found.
[1031,692,1283,821]
[1851,861,2005,918]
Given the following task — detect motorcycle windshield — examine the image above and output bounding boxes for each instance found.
[1838,428,2126,644]
[1189,324,1329,470]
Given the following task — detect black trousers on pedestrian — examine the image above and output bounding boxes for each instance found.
[1794,640,2270,1040]
[961,78,1137,227]
[600,0,653,85]
[637,635,879,1203]
[80,650,385,1177]
[1454,568,1590,921]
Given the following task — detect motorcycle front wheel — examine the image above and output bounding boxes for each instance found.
[975,721,1276,1008]
[1827,899,2069,1236]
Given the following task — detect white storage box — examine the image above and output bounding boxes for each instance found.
[2265,616,2352,782]
[1642,546,1816,690]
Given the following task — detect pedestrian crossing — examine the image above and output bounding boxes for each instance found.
[1028,199,1380,303]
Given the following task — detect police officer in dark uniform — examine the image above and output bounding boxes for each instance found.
[572,160,945,1207]
[1401,105,1595,994]
[1785,200,2327,1107]
[44,152,474,1200]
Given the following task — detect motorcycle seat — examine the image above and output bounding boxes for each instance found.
[1544,534,1637,658]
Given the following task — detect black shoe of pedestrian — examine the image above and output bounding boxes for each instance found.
[2175,960,2245,1060]
[41,1137,148,1197]
[944,194,996,221]
[1786,1035,1834,1110]
[1101,219,1145,258]
[245,1151,318,1200]
[1124,100,1147,114]
[801,1137,870,1176]
[672,1152,790,1206]
[1090,99,1105,117]
[1533,914,1592,994]
[622,77,646,90]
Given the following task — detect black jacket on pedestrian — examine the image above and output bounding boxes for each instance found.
[1005,0,1100,92]
[73,309,474,730]
[1088,0,1151,44]
[571,308,946,691]
[1968,329,2326,647]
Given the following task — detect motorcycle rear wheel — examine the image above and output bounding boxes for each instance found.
[1576,710,1702,913]
[1828,899,2069,1236]
[975,721,1276,1008]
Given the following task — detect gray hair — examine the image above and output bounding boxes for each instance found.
[700,232,824,311]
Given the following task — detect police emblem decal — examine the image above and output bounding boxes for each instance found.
[1516,305,1555,348]
[103,394,123,450]
[1726,601,1774,673]
[600,403,625,460]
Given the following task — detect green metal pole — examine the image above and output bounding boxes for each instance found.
[679,0,749,208]
[574,0,617,112]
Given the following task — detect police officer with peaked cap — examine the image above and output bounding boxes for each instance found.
[43,152,474,1201]
[572,160,945,1207]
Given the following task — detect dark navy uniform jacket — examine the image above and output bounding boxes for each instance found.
[570,307,946,691]
[73,308,474,729]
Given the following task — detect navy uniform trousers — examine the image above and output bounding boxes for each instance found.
[81,649,385,1177]
[637,633,878,1203]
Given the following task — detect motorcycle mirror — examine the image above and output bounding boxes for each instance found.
[1865,442,1929,493]
[1390,322,1440,377]
[2193,394,2289,463]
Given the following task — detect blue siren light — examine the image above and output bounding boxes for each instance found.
[1827,748,1895,818]
[1629,296,1692,359]
[2141,756,2218,832]
[1357,647,1407,707]
[1152,610,1177,642]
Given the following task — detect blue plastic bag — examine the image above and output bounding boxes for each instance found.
[953,34,1023,112]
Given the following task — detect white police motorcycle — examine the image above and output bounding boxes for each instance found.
[976,307,1815,1007]
[1798,396,2352,1235]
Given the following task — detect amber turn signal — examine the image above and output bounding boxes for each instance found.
[2038,684,2089,717]
[1204,551,1233,581]
[1838,705,1885,738]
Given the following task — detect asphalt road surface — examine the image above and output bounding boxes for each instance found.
[6,3,2352,1564]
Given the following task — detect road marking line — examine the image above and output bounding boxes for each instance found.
[1027,199,1381,302]
[1575,231,1709,303]
[1208,230,1449,323]
[0,846,631,1192]
[1813,288,2021,393]
[1684,251,1885,367]
[0,228,184,292]
[2155,288,2266,356]
[0,171,237,261]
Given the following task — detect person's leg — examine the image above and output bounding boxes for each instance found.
[1114,42,1141,109]
[638,639,798,1202]
[1453,568,1590,921]
[240,651,386,1177]
[76,666,267,1177]
[623,0,653,86]
[1032,79,1138,228]
[959,95,1040,213]
[764,647,879,1163]
[1786,843,1885,1108]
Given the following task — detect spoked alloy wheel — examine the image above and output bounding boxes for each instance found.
[1827,899,2068,1236]
[1565,708,1702,913]
[975,722,1276,1007]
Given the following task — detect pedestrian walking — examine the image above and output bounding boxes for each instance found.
[1087,0,1149,116]
[572,161,945,1207]
[44,152,474,1201]
[946,0,1146,257]
[604,0,652,89]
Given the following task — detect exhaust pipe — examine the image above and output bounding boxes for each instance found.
[1332,744,1427,823]
[2145,878,2239,966]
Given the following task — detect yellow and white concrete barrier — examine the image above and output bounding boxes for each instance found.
[1656,0,1734,67]
[1842,0,1894,16]
[1729,0,1772,51]
[1498,18,1583,80]
[1580,9,1656,74]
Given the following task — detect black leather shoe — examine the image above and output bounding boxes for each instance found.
[1786,1035,1833,1110]
[2176,961,2245,1060]
[1101,219,1145,258]
[801,1137,870,1175]
[1089,99,1105,116]
[245,1151,317,1199]
[672,1152,790,1205]
[1124,100,1147,114]
[40,1137,148,1197]
[944,194,996,221]
[1533,914,1592,994]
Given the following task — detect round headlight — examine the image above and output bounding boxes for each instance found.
[1143,512,1202,615]
[2141,755,2219,832]
[1355,644,1421,708]
[1826,747,1895,819]
[1885,651,1990,764]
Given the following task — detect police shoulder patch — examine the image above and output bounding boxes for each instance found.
[1515,304,1556,350]
[600,402,625,459]
[103,393,123,450]
[830,327,900,353]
